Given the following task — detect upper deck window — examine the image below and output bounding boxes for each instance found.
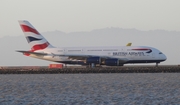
[87,49,102,51]
[103,49,118,51]
[68,50,81,52]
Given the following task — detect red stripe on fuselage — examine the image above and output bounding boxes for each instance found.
[20,25,40,35]
[23,42,49,56]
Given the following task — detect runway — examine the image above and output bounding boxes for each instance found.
[0,65,180,74]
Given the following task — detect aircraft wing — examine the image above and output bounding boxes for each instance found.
[17,51,128,63]
[16,51,101,58]
[52,53,128,63]
[50,53,109,59]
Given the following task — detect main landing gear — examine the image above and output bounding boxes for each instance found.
[86,63,102,68]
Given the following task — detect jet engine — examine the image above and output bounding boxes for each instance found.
[104,58,119,66]
[86,57,101,64]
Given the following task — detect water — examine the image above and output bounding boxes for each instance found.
[0,73,180,105]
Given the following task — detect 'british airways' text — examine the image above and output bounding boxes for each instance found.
[113,52,145,56]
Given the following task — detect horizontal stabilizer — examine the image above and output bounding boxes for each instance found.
[16,50,48,56]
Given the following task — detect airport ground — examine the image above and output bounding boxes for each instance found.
[0,65,180,74]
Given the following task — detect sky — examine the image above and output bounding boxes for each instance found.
[0,0,180,66]
[0,0,180,37]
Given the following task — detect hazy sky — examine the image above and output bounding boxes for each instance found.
[1,0,180,37]
[0,0,180,66]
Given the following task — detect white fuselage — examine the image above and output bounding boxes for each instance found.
[30,46,166,65]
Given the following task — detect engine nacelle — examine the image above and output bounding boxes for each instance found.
[105,58,119,66]
[86,57,101,64]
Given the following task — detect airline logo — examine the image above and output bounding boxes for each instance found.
[113,48,152,56]
[113,52,145,56]
[19,21,51,51]
[132,48,152,53]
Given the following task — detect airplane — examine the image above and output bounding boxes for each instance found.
[126,43,132,46]
[17,20,167,67]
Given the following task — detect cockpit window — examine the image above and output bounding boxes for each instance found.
[159,52,163,54]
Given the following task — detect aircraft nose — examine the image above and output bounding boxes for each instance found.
[162,54,167,61]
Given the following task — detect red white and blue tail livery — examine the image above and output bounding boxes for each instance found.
[19,20,54,51]
[17,20,167,66]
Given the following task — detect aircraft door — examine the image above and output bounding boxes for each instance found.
[152,53,155,58]
[63,48,67,54]
[82,49,84,55]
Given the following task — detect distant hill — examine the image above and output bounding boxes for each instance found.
[0,27,179,66]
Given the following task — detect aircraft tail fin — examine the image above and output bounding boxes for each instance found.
[18,20,54,51]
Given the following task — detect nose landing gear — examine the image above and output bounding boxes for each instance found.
[156,62,159,67]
